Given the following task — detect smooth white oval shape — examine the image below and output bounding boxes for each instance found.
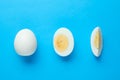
[14,29,37,56]
[90,27,103,57]
[53,27,74,57]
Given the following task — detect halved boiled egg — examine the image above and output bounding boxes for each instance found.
[53,27,74,57]
[90,27,103,57]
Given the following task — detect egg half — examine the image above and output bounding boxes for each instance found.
[53,27,74,57]
[90,27,103,57]
[14,29,37,56]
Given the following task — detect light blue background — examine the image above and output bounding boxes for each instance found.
[0,0,120,80]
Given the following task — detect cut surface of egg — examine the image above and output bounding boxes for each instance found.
[90,27,103,57]
[14,29,37,56]
[53,27,74,57]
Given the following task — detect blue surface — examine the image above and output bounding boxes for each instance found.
[0,0,120,80]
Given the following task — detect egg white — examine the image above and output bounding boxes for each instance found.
[90,27,103,57]
[53,27,74,57]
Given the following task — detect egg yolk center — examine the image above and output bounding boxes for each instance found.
[54,34,69,53]
[94,30,101,49]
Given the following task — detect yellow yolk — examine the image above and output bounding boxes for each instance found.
[94,30,101,49]
[54,34,69,53]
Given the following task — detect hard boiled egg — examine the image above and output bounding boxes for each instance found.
[14,29,37,56]
[53,27,74,57]
[90,27,103,57]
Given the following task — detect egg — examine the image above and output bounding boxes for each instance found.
[53,27,74,57]
[14,29,37,56]
[90,27,103,57]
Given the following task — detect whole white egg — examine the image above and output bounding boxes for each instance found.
[14,29,37,56]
